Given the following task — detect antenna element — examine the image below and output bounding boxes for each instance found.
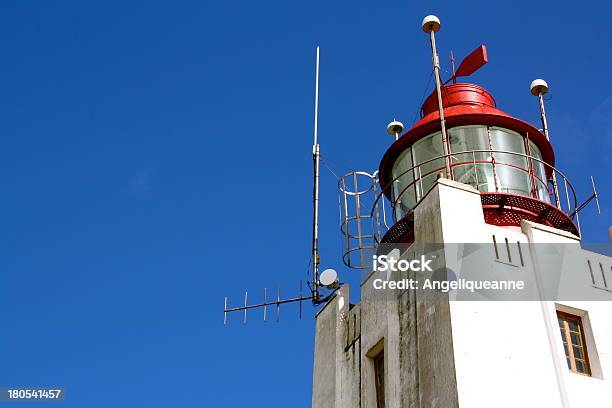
[387,120,404,141]
[319,269,339,289]
[530,78,561,208]
[422,15,452,178]
[312,46,322,302]
[570,176,602,218]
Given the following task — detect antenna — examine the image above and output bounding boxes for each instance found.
[530,78,562,209]
[319,268,339,289]
[223,46,340,324]
[312,45,322,302]
[570,176,602,218]
[422,15,451,178]
[450,51,456,82]
[387,120,404,141]
[224,282,314,325]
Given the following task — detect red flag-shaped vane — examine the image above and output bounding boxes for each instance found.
[455,45,488,78]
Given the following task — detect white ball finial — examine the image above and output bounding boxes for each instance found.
[530,79,549,96]
[387,120,404,136]
[422,15,441,33]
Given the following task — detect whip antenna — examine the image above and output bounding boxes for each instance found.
[312,45,321,302]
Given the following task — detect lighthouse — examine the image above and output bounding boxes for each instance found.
[312,15,612,408]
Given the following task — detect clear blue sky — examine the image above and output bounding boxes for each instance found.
[1,1,611,406]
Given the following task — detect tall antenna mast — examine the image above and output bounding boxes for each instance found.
[422,15,451,178]
[223,46,340,324]
[312,45,321,302]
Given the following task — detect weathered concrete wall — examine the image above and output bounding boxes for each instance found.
[360,264,400,407]
[398,284,419,408]
[312,289,339,408]
[337,302,361,407]
[312,285,360,408]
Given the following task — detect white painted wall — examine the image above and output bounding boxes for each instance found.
[440,181,612,408]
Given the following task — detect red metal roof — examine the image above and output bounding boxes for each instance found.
[378,83,555,193]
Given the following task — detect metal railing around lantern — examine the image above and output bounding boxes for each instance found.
[370,149,579,243]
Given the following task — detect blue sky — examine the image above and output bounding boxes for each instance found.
[1,1,611,406]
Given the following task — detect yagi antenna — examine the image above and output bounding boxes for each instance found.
[570,176,601,237]
[223,46,340,325]
[224,282,313,325]
[570,176,602,218]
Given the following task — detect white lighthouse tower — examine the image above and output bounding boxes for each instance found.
[312,16,612,408]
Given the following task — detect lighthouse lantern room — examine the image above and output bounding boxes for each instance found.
[377,59,579,245]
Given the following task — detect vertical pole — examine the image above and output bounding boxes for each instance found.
[564,179,571,215]
[536,92,561,208]
[427,26,452,178]
[450,50,457,84]
[353,172,365,267]
[299,280,303,319]
[341,177,351,266]
[487,127,500,192]
[243,291,248,324]
[276,287,281,322]
[312,46,321,302]
[224,296,227,325]
[372,175,382,240]
[525,133,538,198]
[411,147,418,203]
[472,151,479,190]
[418,166,424,201]
[591,176,601,214]
[263,288,267,322]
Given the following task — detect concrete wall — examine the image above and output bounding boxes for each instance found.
[312,285,361,408]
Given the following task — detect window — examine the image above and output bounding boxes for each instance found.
[373,350,385,408]
[490,127,530,197]
[557,311,591,375]
[391,148,416,218]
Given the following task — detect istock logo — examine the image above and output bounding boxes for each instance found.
[372,254,433,272]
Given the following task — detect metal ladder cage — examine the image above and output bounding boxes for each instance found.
[339,171,390,269]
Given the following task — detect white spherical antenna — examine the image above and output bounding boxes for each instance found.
[387,120,404,136]
[422,15,441,33]
[530,79,549,96]
[319,268,339,289]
